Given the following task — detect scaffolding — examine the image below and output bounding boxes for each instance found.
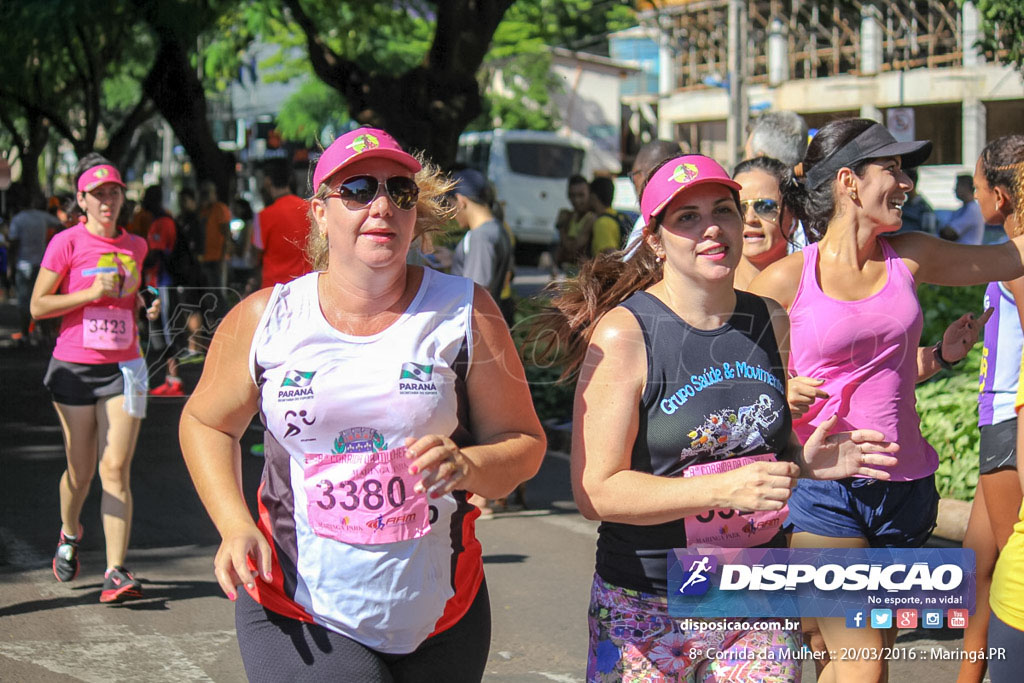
[648,0,969,92]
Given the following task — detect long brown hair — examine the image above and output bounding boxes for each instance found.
[528,157,745,380]
[526,238,663,381]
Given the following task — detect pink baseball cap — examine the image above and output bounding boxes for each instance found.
[312,127,421,190]
[640,155,742,224]
[77,164,126,193]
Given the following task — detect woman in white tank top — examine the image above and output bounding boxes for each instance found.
[179,127,546,682]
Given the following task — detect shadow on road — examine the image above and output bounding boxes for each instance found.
[0,577,223,617]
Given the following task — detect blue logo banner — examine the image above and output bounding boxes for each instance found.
[668,547,975,618]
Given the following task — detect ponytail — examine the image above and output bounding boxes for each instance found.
[526,239,663,380]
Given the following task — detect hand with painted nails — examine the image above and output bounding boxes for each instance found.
[799,413,900,481]
[787,376,828,419]
[406,435,471,498]
[213,523,273,601]
[940,307,993,364]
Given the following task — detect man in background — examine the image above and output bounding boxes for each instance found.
[7,197,61,343]
[896,168,937,234]
[250,159,311,290]
[622,139,686,259]
[940,174,985,245]
[554,174,595,270]
[198,181,232,288]
[588,177,622,257]
[744,110,809,167]
[450,168,513,316]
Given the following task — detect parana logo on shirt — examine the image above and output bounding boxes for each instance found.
[399,362,438,395]
[279,369,316,401]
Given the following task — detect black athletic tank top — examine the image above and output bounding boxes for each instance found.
[595,290,792,594]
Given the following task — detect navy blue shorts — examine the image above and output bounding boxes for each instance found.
[785,475,938,548]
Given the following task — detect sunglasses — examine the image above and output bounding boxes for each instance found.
[740,198,781,221]
[326,175,419,211]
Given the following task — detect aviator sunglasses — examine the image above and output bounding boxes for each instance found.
[739,198,781,222]
[326,175,420,211]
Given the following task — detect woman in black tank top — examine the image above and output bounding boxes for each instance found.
[534,155,900,682]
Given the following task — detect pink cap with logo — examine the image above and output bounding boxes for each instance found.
[312,127,422,190]
[640,155,741,225]
[77,165,126,193]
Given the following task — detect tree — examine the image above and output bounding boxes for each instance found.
[282,0,515,168]
[475,0,636,131]
[130,0,239,199]
[0,0,243,203]
[0,2,157,203]
[965,0,1024,72]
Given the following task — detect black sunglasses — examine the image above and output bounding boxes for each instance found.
[740,198,781,221]
[326,175,420,211]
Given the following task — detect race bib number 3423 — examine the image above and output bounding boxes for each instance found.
[304,446,430,545]
[82,306,133,350]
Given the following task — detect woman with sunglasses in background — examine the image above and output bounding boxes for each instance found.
[732,156,800,291]
[179,127,545,681]
[30,153,159,603]
[748,119,1024,681]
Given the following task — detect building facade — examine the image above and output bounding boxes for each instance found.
[619,0,1022,206]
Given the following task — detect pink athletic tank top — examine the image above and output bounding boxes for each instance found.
[788,238,938,481]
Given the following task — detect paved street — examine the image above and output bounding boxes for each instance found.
[0,298,983,682]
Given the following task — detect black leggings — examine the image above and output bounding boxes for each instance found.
[235,580,491,683]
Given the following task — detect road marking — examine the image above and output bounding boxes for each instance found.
[532,673,584,683]
[0,630,236,682]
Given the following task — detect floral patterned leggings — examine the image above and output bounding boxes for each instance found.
[587,575,802,682]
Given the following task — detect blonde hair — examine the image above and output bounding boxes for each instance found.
[305,154,456,270]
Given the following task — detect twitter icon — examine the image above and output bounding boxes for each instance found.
[870,609,893,629]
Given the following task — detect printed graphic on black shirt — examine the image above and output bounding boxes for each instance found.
[683,394,782,461]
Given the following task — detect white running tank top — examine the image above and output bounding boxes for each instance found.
[247,268,483,653]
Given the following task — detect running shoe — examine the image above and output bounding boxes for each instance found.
[52,526,82,582]
[100,565,143,603]
[176,349,206,365]
[149,379,185,396]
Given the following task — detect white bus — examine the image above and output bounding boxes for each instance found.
[456,129,593,251]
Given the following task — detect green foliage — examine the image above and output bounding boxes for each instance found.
[918,283,988,345]
[916,282,988,501]
[511,295,576,424]
[961,0,1024,72]
[472,0,638,131]
[916,346,982,501]
[275,80,349,146]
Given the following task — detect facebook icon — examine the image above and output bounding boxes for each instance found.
[846,609,866,629]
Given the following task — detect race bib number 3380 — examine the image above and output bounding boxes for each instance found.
[304,447,430,545]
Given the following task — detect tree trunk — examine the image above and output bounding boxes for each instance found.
[288,0,514,169]
[19,111,49,209]
[349,67,483,169]
[142,38,235,200]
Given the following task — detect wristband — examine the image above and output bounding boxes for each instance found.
[933,341,961,371]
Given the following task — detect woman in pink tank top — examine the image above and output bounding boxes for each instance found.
[749,119,1024,682]
[30,154,160,604]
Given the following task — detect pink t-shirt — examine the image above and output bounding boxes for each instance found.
[788,238,938,481]
[40,224,148,364]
